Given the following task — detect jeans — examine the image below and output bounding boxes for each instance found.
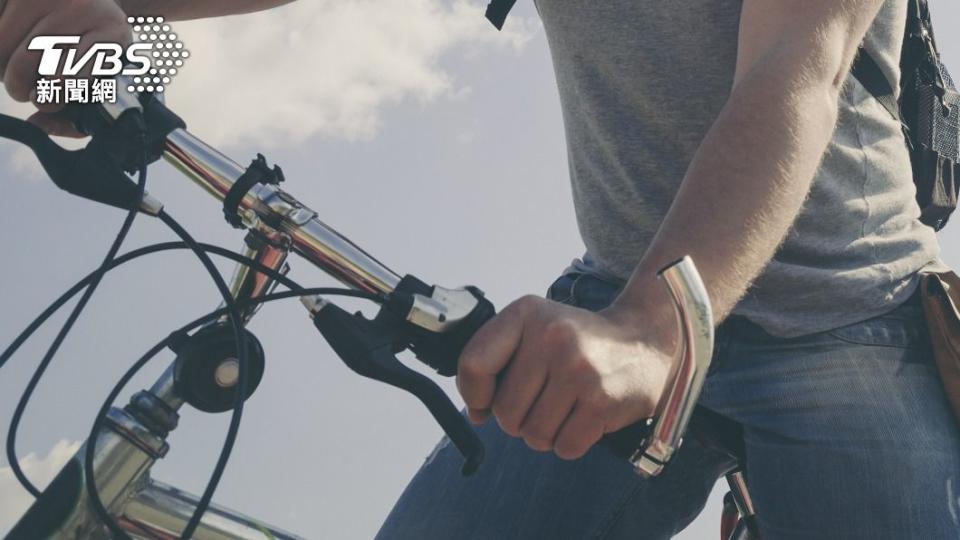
[376,273,960,539]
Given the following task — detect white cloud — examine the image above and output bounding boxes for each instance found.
[162,0,534,147]
[0,439,81,535]
[0,1,533,151]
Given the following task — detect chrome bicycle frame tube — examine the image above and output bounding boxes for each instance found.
[217,236,290,324]
[163,129,401,295]
[120,480,305,540]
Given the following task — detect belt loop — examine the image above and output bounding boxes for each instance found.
[568,273,586,306]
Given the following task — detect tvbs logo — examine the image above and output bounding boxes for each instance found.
[29,36,152,77]
[28,16,188,105]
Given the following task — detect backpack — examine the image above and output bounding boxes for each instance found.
[485,0,960,231]
[852,0,959,231]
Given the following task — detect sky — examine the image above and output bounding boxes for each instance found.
[0,1,958,538]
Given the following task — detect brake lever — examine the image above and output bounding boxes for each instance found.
[0,89,185,216]
[303,296,484,475]
[0,112,161,214]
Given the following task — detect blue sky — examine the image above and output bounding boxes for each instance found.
[1,1,958,538]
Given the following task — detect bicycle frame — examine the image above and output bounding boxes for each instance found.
[3,95,732,539]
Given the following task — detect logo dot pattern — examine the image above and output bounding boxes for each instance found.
[126,16,189,94]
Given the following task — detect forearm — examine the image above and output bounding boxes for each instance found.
[610,61,842,328]
[116,0,294,21]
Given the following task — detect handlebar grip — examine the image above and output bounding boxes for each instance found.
[411,289,496,377]
[603,257,714,477]
[65,93,185,173]
[598,419,655,461]
[434,257,712,477]
[63,103,116,138]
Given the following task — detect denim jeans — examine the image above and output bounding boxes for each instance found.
[376,273,960,539]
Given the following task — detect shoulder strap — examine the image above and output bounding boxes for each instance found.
[851,48,902,121]
[485,0,517,30]
[848,0,932,123]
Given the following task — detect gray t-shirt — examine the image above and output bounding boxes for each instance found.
[537,0,942,337]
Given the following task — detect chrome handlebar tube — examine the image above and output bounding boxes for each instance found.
[162,126,495,369]
[629,256,714,477]
[163,129,401,296]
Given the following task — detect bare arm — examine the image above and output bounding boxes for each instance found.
[116,0,295,21]
[456,0,890,460]
[608,0,887,328]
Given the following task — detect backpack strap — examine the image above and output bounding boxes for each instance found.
[849,0,932,123]
[851,49,902,121]
[485,0,517,30]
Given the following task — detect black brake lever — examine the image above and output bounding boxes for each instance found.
[0,112,146,211]
[307,299,484,475]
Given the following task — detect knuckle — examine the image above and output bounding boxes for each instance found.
[554,439,588,460]
[542,317,577,345]
[457,353,481,380]
[582,393,611,417]
[567,353,597,378]
[524,436,553,452]
[492,408,521,437]
[457,388,479,410]
[519,422,551,445]
[509,294,542,315]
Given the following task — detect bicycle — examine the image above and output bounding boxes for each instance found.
[0,80,758,540]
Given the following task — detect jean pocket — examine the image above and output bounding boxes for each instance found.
[826,310,928,350]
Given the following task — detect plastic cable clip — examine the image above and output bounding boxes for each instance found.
[222,153,285,229]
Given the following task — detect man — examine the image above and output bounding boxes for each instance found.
[2,1,957,538]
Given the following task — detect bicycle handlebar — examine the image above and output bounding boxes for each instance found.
[0,92,716,538]
[162,105,719,473]
[163,129,404,296]
[77,92,718,471]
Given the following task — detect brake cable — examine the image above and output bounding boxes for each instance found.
[83,285,376,539]
[3,119,149,499]
[0,216,380,540]
[0,109,259,538]
[145,211,249,540]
